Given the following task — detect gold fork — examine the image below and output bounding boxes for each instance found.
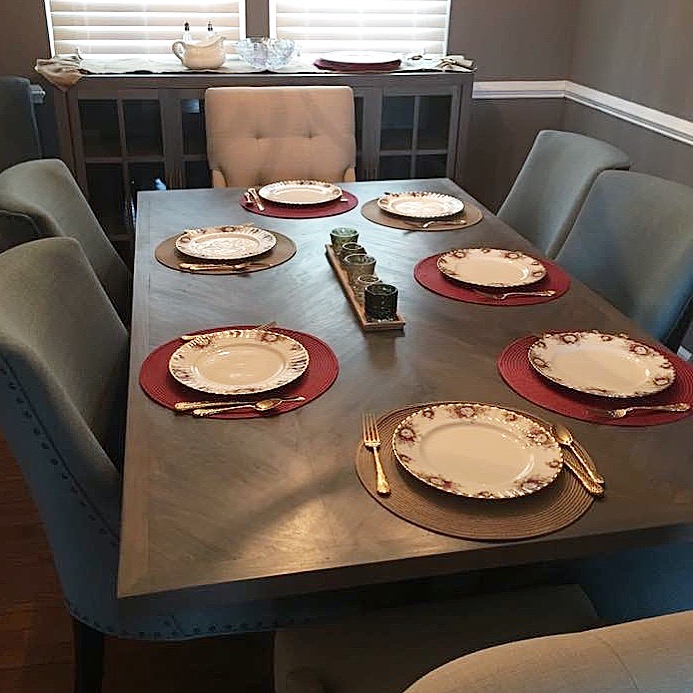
[589,402,691,419]
[362,413,390,496]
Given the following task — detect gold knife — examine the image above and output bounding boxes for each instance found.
[248,187,265,211]
[562,455,604,496]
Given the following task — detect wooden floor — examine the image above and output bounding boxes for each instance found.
[0,434,275,693]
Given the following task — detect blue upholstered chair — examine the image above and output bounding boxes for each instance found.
[0,238,359,692]
[555,170,693,349]
[497,130,630,258]
[0,158,132,324]
[0,75,41,173]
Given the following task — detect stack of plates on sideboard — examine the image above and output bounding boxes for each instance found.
[314,51,402,72]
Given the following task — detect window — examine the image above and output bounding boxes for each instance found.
[44,0,449,59]
[45,0,243,58]
[271,1,450,56]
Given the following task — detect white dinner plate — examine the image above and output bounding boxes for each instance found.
[319,51,402,65]
[392,403,563,499]
[528,331,675,398]
[377,192,464,219]
[258,180,342,206]
[436,248,547,287]
[169,329,309,395]
[175,225,276,261]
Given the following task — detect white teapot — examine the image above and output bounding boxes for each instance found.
[172,35,226,70]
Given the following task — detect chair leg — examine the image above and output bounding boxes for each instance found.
[72,617,104,693]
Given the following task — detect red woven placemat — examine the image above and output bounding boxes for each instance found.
[239,190,358,218]
[139,326,338,419]
[414,253,571,305]
[498,334,693,426]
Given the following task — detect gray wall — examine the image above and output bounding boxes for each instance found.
[448,0,692,209]
[0,0,690,207]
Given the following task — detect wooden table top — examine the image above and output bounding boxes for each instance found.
[118,178,693,608]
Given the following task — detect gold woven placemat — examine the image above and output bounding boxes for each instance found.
[155,230,297,274]
[360,199,483,231]
[355,402,595,541]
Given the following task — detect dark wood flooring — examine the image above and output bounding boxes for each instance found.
[0,434,275,693]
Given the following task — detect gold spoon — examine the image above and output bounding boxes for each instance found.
[191,396,306,417]
[553,422,605,485]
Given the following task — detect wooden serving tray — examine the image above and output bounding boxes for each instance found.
[325,245,405,332]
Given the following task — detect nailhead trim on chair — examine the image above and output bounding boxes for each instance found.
[2,356,351,639]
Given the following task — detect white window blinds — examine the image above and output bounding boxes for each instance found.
[46,0,243,58]
[271,0,450,56]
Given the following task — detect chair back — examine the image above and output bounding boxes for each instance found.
[205,86,356,187]
[0,237,128,631]
[497,130,630,257]
[0,158,132,323]
[0,75,41,172]
[556,170,693,346]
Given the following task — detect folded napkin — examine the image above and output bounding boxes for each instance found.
[435,54,476,71]
[403,54,476,72]
[35,54,85,89]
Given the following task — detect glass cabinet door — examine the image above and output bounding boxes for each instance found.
[77,94,167,263]
[376,91,456,180]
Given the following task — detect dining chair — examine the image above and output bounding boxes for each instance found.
[274,584,601,693]
[497,130,631,258]
[402,610,692,693]
[0,158,132,324]
[555,170,693,349]
[275,590,691,693]
[0,75,42,173]
[0,237,392,693]
[0,208,40,252]
[205,86,357,187]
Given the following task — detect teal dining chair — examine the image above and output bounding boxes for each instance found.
[0,158,132,324]
[0,75,41,172]
[0,237,365,693]
[497,130,631,258]
[555,170,693,349]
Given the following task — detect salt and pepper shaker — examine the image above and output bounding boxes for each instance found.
[182,21,193,42]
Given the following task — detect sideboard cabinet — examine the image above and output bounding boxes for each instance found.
[53,70,473,261]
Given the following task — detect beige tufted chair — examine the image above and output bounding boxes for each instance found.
[205,86,356,188]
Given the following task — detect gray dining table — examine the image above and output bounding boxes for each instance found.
[118,177,693,610]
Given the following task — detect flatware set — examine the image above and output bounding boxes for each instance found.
[247,187,265,211]
[179,260,269,272]
[189,396,306,417]
[405,218,468,230]
[180,320,275,342]
[552,422,605,487]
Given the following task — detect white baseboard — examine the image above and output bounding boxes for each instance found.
[473,80,693,147]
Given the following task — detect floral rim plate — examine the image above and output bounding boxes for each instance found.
[527,331,675,398]
[392,403,563,499]
[436,248,547,287]
[169,329,309,395]
[175,225,276,261]
[377,192,464,219]
[258,180,343,206]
